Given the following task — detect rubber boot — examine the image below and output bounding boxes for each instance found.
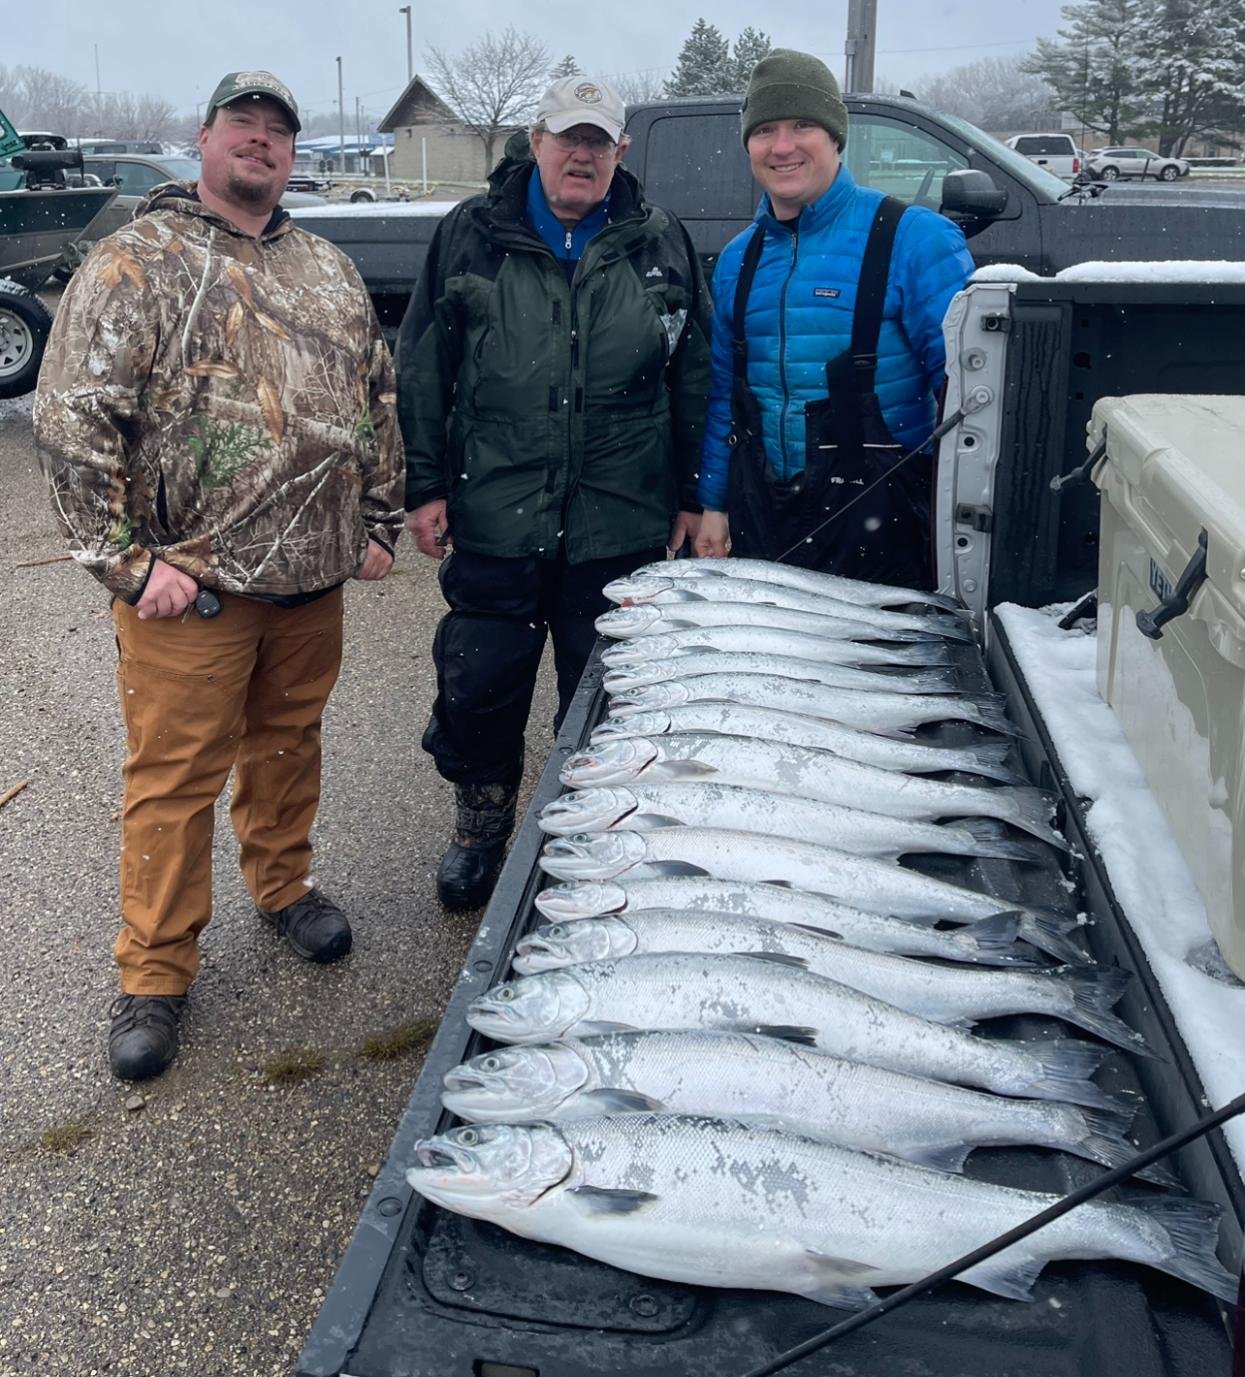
[437,769,521,911]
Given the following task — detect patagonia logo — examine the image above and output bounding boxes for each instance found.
[813,287,841,299]
[646,266,663,278]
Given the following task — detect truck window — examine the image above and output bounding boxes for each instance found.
[845,115,968,204]
[1014,136,1073,156]
[637,111,756,220]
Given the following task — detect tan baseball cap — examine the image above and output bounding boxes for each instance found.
[535,77,624,142]
[206,71,301,132]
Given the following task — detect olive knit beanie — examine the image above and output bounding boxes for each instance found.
[740,49,849,150]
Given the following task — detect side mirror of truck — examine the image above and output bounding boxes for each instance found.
[941,169,1009,220]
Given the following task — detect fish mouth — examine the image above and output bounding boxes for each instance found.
[413,1143,463,1170]
[442,1069,486,1091]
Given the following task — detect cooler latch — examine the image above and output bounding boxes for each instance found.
[1136,528,1208,640]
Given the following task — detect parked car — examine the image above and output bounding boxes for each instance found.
[1087,147,1189,181]
[81,151,327,241]
[75,139,165,156]
[1004,132,1080,179]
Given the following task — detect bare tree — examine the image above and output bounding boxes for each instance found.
[605,68,668,107]
[2,65,90,134]
[916,55,1058,132]
[93,92,179,140]
[426,26,552,175]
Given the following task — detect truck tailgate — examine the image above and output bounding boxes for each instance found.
[298,636,1238,1377]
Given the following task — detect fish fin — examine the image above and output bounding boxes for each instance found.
[576,1020,639,1036]
[960,1255,1045,1302]
[1023,1037,1128,1110]
[735,951,809,970]
[649,860,712,878]
[1131,1197,1236,1303]
[1069,1107,1182,1189]
[994,787,1070,849]
[1057,966,1161,1059]
[957,911,1036,966]
[749,1024,819,1046]
[788,922,844,942]
[628,811,686,828]
[801,1252,881,1309]
[951,819,1048,864]
[567,1185,660,1217]
[903,1143,973,1174]
[580,1088,666,1113]
[902,667,961,694]
[951,739,1027,785]
[654,759,718,778]
[963,693,1024,737]
[891,641,954,663]
[909,589,966,614]
[1015,909,1089,965]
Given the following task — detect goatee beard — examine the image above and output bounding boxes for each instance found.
[226,173,273,205]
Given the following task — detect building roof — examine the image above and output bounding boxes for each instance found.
[378,76,458,134]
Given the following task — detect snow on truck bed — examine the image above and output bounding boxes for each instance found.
[974,261,1245,283]
[997,601,1245,1178]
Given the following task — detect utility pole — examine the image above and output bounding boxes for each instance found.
[399,6,413,85]
[336,56,346,174]
[844,0,877,93]
[355,96,363,167]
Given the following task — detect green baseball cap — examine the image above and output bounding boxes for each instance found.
[206,71,301,132]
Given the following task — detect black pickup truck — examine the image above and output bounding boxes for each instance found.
[291,92,1245,336]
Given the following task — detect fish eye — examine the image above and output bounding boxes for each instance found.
[458,1127,480,1146]
[481,1055,501,1071]
[497,986,516,1002]
[548,925,567,939]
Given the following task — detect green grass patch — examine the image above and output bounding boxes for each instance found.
[40,1120,92,1153]
[261,1048,326,1084]
[356,1019,437,1062]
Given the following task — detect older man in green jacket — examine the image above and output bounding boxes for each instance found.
[398,76,712,910]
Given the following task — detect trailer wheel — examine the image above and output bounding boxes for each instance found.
[0,281,53,400]
[350,188,376,203]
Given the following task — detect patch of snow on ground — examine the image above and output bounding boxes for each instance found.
[996,602,1245,1179]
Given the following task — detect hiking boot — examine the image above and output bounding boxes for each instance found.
[437,776,519,910]
[108,994,186,1081]
[258,888,352,964]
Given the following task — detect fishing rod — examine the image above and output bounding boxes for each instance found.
[739,1090,1245,1377]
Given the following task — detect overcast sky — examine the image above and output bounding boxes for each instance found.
[8,0,1065,125]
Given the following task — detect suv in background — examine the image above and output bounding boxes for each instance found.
[1087,147,1189,182]
[1004,132,1081,179]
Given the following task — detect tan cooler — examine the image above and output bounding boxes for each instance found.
[1091,394,1245,979]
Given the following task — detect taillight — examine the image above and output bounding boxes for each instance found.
[1073,157,1080,173]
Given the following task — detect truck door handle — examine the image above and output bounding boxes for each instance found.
[1135,528,1208,640]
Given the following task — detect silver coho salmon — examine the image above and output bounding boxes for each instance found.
[560,735,1063,847]
[539,783,1043,863]
[602,651,957,696]
[607,674,1018,734]
[591,705,1023,783]
[538,829,1081,963]
[407,1115,1235,1306]
[512,912,1148,1053]
[467,953,1118,1103]
[441,1029,1159,1178]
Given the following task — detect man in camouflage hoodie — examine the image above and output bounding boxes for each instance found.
[33,71,404,1082]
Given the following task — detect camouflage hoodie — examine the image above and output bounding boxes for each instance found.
[34,184,403,602]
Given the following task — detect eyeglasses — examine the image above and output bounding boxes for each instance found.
[549,129,616,157]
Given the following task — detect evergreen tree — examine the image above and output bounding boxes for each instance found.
[550,55,581,80]
[1024,0,1150,144]
[664,19,732,97]
[1133,0,1245,152]
[729,28,773,91]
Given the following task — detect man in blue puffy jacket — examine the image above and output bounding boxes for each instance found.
[694,50,974,587]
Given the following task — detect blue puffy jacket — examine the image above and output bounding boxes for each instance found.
[697,167,974,512]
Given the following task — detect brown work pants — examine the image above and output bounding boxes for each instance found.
[112,588,344,994]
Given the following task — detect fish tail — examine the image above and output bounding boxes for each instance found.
[926,614,974,644]
[1061,1105,1180,1186]
[902,666,963,694]
[911,589,967,614]
[949,739,1027,785]
[962,694,1024,736]
[1022,1037,1126,1109]
[1015,909,1090,965]
[1059,967,1159,1058]
[955,911,1037,965]
[889,641,955,664]
[1129,1197,1237,1302]
[953,819,1049,864]
[992,787,1068,849]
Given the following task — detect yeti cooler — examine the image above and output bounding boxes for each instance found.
[1092,393,1245,980]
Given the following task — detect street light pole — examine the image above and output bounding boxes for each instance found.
[336,56,346,175]
[399,6,413,85]
[844,0,877,93]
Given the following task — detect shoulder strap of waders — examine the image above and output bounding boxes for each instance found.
[728,225,768,443]
[847,195,907,395]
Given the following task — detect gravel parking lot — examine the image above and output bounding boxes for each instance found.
[0,388,554,1376]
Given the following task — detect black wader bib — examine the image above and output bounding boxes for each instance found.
[725,197,934,588]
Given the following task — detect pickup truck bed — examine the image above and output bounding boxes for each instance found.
[297,626,1240,1377]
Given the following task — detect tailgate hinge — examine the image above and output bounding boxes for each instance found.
[955,503,993,532]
